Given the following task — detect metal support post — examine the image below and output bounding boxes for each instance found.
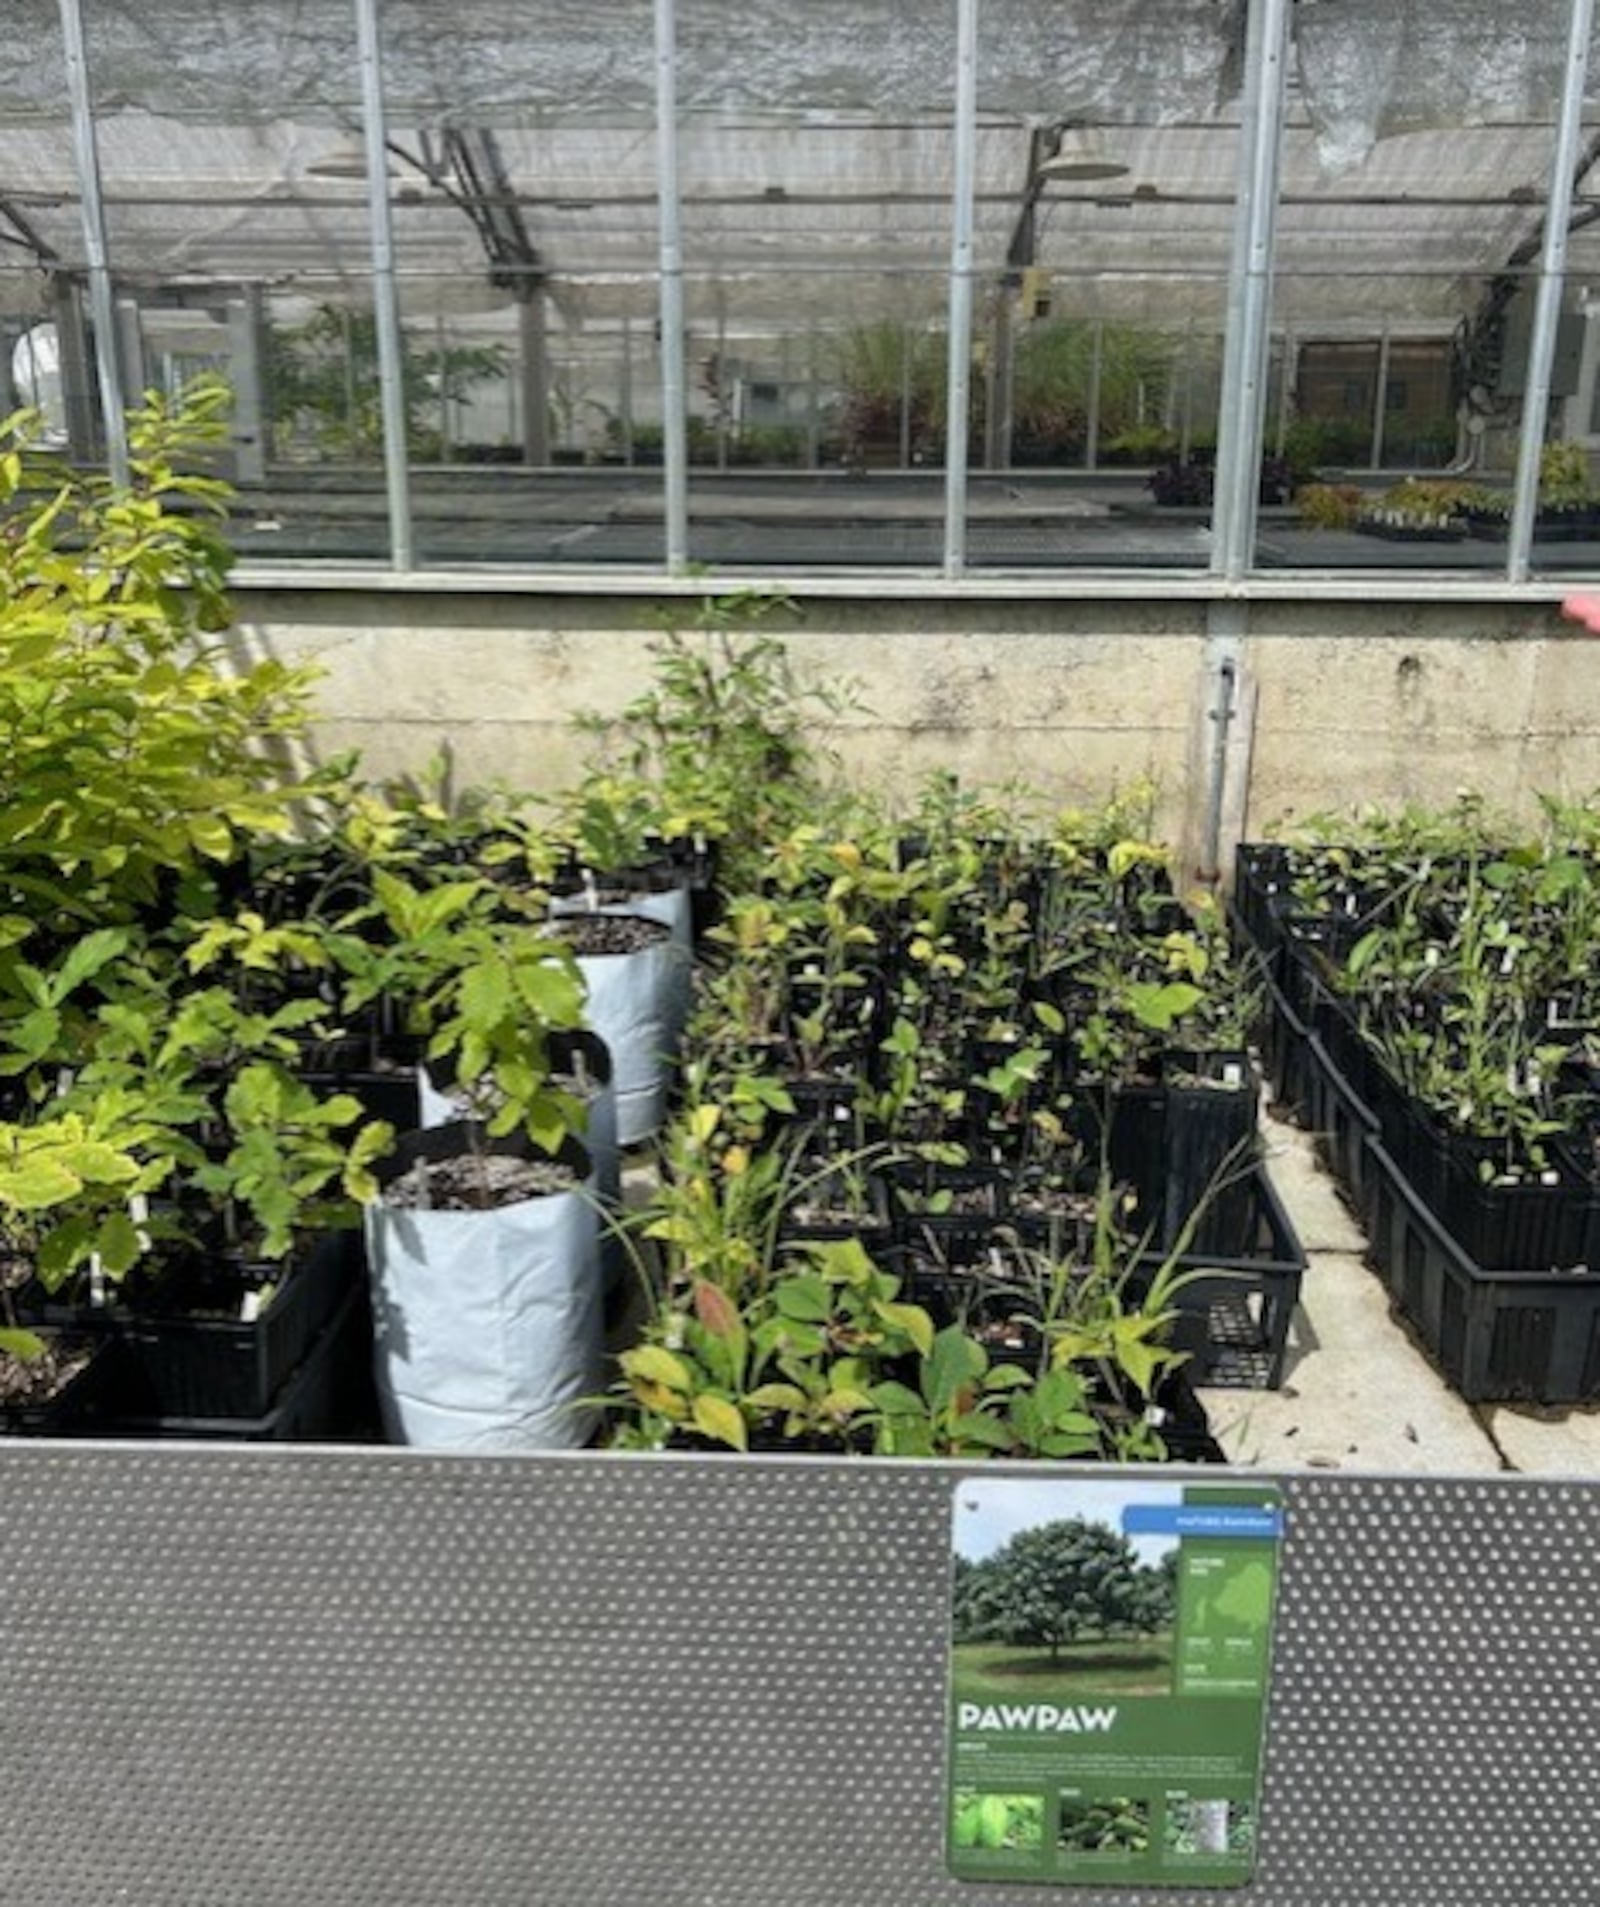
[620,317,634,464]
[1275,326,1295,457]
[56,0,128,484]
[114,297,145,404]
[1211,0,1290,580]
[51,274,97,461]
[228,288,268,483]
[941,0,979,576]
[899,324,913,467]
[653,0,689,570]
[353,0,413,570]
[1507,0,1595,584]
[1371,324,1391,470]
[517,292,551,465]
[1085,319,1104,470]
[806,325,820,470]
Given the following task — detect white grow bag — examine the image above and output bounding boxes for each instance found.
[416,1031,624,1290]
[559,913,690,1147]
[366,1125,601,1452]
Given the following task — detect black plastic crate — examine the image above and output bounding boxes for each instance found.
[1234,843,1296,968]
[112,1229,361,1420]
[1108,1074,1259,1259]
[99,1281,377,1441]
[886,1160,1011,1256]
[1136,1162,1305,1390]
[1302,1030,1382,1216]
[296,1031,424,1131]
[1386,1098,1595,1275]
[1364,1137,1600,1404]
[0,1337,117,1437]
[1248,956,1319,1123]
[887,1164,1303,1394]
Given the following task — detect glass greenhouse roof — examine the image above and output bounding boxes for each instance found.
[0,0,1596,322]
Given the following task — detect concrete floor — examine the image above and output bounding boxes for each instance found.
[1199,1104,1600,1477]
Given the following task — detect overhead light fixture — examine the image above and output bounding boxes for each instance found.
[306,137,395,181]
[1035,126,1129,185]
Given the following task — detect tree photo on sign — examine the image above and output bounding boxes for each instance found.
[952,1514,1177,1698]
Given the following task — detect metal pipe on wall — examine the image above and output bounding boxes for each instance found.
[941,0,979,577]
[1507,0,1595,585]
[653,0,690,571]
[56,0,128,486]
[353,0,414,571]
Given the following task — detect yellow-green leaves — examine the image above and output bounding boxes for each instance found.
[690,1394,748,1451]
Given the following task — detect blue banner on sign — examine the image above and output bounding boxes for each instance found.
[1122,1505,1283,1540]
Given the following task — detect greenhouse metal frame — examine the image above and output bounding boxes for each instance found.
[7,0,1600,584]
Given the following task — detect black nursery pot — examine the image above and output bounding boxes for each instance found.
[110,1229,363,1422]
[778,1166,893,1247]
[297,1030,427,1130]
[0,1335,116,1437]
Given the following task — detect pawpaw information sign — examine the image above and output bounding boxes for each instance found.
[946,1477,1283,1888]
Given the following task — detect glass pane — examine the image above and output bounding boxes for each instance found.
[380,1,664,565]
[675,11,957,570]
[1259,111,1560,574]
[83,0,391,559]
[965,107,1237,569]
[1529,97,1600,580]
[679,270,949,568]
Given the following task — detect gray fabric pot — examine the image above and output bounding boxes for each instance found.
[557,913,690,1146]
[366,1124,601,1451]
[415,1032,624,1290]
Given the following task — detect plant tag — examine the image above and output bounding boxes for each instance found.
[88,1255,107,1308]
[1222,1063,1243,1088]
[833,1104,849,1122]
[240,1290,262,1324]
[582,868,599,910]
[947,1478,1283,1889]
[1143,1404,1169,1428]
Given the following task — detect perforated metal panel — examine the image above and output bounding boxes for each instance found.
[2,1448,1597,1906]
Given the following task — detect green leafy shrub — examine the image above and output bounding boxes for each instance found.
[1295,482,1365,531]
[0,379,323,929]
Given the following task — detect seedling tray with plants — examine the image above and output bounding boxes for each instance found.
[1234,799,1600,1401]
[111,1229,362,1420]
[1364,1137,1600,1404]
[98,1282,378,1441]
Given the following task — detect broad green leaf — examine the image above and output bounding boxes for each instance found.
[95,1210,143,1277]
[867,1380,927,1417]
[49,927,132,1000]
[743,1383,809,1414]
[0,1327,47,1362]
[772,1272,833,1322]
[186,813,234,859]
[620,1344,694,1393]
[0,1156,83,1210]
[923,1324,987,1416]
[949,1411,1016,1452]
[54,1142,139,1185]
[691,1393,748,1451]
[873,1299,934,1358]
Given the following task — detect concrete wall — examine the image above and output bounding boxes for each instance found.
[229,584,1597,865]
